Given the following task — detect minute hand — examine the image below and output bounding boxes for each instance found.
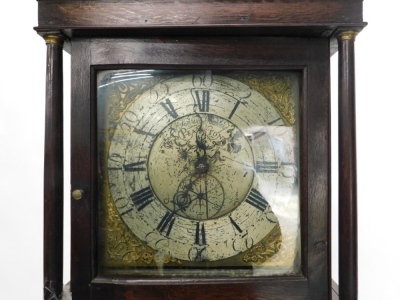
[221,156,253,168]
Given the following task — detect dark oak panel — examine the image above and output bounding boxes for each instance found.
[38,1,363,27]
[70,39,93,300]
[303,39,331,299]
[36,0,365,39]
[91,37,315,66]
[91,277,309,300]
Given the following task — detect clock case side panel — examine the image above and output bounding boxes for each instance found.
[302,39,332,299]
[70,38,97,300]
[70,37,331,300]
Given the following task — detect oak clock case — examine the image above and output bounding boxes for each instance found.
[97,70,301,277]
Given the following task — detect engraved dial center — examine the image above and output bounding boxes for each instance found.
[195,158,209,174]
[148,113,255,220]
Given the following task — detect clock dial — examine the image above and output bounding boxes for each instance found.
[148,113,254,220]
[104,71,298,264]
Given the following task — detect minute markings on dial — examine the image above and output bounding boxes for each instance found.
[245,188,269,211]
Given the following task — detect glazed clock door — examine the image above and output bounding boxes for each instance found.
[97,70,299,275]
[70,37,330,300]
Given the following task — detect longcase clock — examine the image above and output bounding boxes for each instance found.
[35,1,366,299]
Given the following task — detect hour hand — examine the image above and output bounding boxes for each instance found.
[195,116,207,158]
[195,131,207,158]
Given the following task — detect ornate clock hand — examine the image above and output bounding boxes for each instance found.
[220,156,253,168]
[192,115,211,175]
[194,114,207,159]
[204,174,209,219]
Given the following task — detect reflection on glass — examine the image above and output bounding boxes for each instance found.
[97,70,301,277]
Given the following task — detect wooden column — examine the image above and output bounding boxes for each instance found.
[43,33,64,300]
[337,30,359,300]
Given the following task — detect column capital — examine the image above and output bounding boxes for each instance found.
[337,30,359,42]
[37,30,65,46]
[43,34,64,46]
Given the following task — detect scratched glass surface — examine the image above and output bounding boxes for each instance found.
[96,70,301,277]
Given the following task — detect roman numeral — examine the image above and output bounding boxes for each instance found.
[228,100,241,119]
[194,90,210,112]
[268,117,283,125]
[246,131,266,143]
[120,208,134,216]
[245,188,269,211]
[253,131,266,140]
[133,127,156,138]
[160,98,178,119]
[157,211,176,236]
[256,161,278,173]
[129,187,154,211]
[195,222,206,245]
[229,216,243,234]
[124,161,146,172]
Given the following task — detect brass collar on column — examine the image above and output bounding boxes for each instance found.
[44,34,64,46]
[337,31,359,42]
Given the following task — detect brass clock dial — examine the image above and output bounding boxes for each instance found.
[105,72,298,263]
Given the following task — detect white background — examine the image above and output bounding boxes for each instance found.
[0,1,398,299]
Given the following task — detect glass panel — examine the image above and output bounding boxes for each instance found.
[97,70,301,277]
